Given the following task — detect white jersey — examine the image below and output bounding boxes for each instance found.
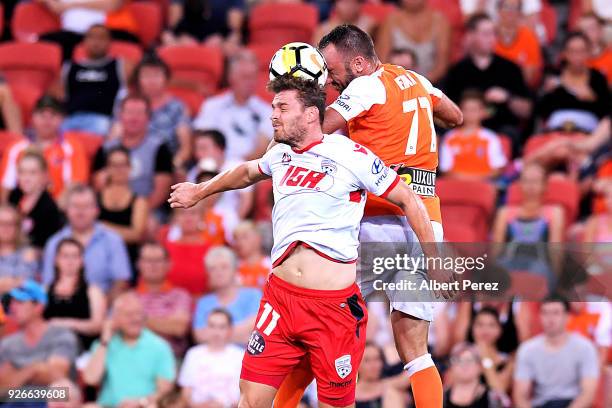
[258,134,399,267]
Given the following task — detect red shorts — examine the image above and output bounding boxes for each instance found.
[241,274,368,406]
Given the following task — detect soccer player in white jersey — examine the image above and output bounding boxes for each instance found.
[169,75,440,408]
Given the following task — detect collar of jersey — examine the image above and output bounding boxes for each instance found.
[291,135,325,154]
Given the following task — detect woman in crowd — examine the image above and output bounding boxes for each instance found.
[98,146,148,268]
[0,205,38,295]
[376,0,451,83]
[131,54,192,168]
[537,32,610,134]
[9,150,63,251]
[44,237,107,350]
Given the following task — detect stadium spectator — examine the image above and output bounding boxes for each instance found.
[584,183,612,273]
[98,146,148,266]
[0,96,89,200]
[492,163,564,288]
[0,205,38,295]
[192,246,261,344]
[233,220,271,288]
[388,48,418,70]
[178,308,243,407]
[38,0,139,60]
[459,0,541,21]
[130,54,192,167]
[440,90,508,180]
[470,307,514,394]
[494,0,543,88]
[8,150,63,251]
[0,77,23,135]
[513,296,600,408]
[48,378,83,408]
[42,184,132,299]
[83,292,175,408]
[376,0,451,83]
[443,13,532,149]
[54,24,128,136]
[93,94,173,214]
[312,0,375,44]
[567,301,612,365]
[355,342,409,407]
[44,238,107,351]
[162,0,245,55]
[579,13,612,85]
[135,242,192,357]
[193,50,273,161]
[187,129,254,221]
[0,280,78,392]
[537,33,610,134]
[445,342,509,408]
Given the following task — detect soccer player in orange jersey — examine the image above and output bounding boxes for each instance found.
[274,25,463,408]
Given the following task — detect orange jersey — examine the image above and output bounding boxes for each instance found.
[238,256,272,288]
[328,64,443,222]
[494,26,543,86]
[588,48,612,85]
[0,134,89,199]
[439,127,508,177]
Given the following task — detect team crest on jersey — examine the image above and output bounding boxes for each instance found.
[282,153,292,163]
[321,159,337,175]
[335,355,352,379]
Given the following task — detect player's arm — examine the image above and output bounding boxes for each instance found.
[168,160,269,209]
[322,108,347,134]
[433,93,463,129]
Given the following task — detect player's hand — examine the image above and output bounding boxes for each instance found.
[428,265,457,300]
[168,182,203,209]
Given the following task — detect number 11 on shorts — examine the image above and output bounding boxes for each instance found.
[256,302,281,335]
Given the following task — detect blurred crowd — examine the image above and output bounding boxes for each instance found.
[0,0,610,407]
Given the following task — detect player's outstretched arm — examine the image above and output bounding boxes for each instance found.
[433,93,463,129]
[168,160,269,209]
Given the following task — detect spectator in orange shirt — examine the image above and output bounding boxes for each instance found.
[567,302,611,366]
[494,0,543,88]
[233,221,271,289]
[440,90,508,179]
[579,13,612,85]
[0,96,89,201]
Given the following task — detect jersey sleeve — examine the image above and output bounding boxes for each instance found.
[257,146,276,176]
[411,71,443,106]
[350,143,400,197]
[328,75,386,121]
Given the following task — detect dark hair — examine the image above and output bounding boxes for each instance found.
[474,306,501,323]
[193,129,227,151]
[85,24,110,36]
[19,149,48,172]
[139,241,169,260]
[563,31,591,50]
[460,88,485,104]
[318,24,377,61]
[542,294,571,312]
[51,238,87,294]
[209,307,233,326]
[267,74,326,124]
[105,145,131,165]
[466,12,492,32]
[579,12,605,26]
[131,53,171,89]
[390,48,418,66]
[119,93,152,117]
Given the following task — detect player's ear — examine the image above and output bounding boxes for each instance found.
[352,56,365,74]
[305,106,318,124]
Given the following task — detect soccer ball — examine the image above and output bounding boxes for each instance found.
[269,42,328,87]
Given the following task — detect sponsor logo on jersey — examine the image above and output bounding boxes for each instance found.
[321,159,337,175]
[247,331,266,355]
[353,144,367,155]
[282,153,292,163]
[371,158,384,174]
[278,165,334,193]
[334,98,351,111]
[330,379,353,388]
[335,355,352,379]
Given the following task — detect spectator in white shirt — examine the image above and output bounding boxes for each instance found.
[178,308,243,407]
[192,50,273,162]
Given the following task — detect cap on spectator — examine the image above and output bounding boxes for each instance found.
[34,95,65,115]
[197,158,220,179]
[9,279,48,305]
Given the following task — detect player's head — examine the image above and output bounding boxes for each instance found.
[459,89,487,127]
[466,13,496,56]
[267,74,326,147]
[318,24,378,92]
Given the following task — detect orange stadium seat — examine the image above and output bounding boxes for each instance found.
[11,2,60,42]
[506,176,580,226]
[158,45,224,96]
[437,178,497,242]
[249,3,319,46]
[73,41,144,64]
[9,83,43,126]
[361,2,397,24]
[63,131,104,161]
[0,42,61,91]
[166,86,205,118]
[509,271,549,300]
[128,1,162,47]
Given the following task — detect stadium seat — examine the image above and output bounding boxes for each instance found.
[567,0,582,31]
[506,176,580,226]
[249,3,319,47]
[437,178,497,242]
[361,2,397,24]
[11,2,60,42]
[73,41,144,64]
[0,131,25,162]
[248,43,284,102]
[166,86,205,118]
[158,45,224,96]
[63,131,104,161]
[8,83,43,126]
[509,271,549,300]
[523,132,585,158]
[128,1,162,47]
[585,273,612,298]
[0,42,62,91]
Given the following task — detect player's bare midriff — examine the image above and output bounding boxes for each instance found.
[272,245,357,291]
